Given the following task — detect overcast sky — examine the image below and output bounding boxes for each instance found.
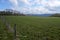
[0,0,60,14]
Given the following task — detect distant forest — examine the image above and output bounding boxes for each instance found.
[0,9,25,16]
[0,9,60,17]
[50,13,60,17]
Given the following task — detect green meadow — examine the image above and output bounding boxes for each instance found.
[0,16,60,40]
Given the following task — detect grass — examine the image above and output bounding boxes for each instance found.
[0,16,14,40]
[0,16,60,40]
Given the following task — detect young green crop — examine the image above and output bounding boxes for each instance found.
[0,17,14,40]
[1,16,60,40]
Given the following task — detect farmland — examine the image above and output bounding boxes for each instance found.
[0,16,13,40]
[0,16,60,40]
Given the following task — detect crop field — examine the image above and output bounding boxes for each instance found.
[0,16,60,40]
[0,17,13,40]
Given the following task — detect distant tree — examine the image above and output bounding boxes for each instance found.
[0,11,12,16]
[0,9,25,16]
[50,13,60,17]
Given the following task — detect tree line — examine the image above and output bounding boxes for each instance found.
[0,10,25,16]
[50,13,60,17]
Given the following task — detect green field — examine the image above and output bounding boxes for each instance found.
[0,16,60,40]
[0,16,13,40]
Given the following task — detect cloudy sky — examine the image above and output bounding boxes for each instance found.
[0,0,60,14]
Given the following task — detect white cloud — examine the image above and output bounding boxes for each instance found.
[19,0,41,6]
[47,0,60,7]
[9,0,18,10]
[9,0,18,6]
[20,0,29,4]
[19,6,49,14]
[9,0,60,14]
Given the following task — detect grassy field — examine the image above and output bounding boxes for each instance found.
[0,16,14,40]
[0,16,60,40]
